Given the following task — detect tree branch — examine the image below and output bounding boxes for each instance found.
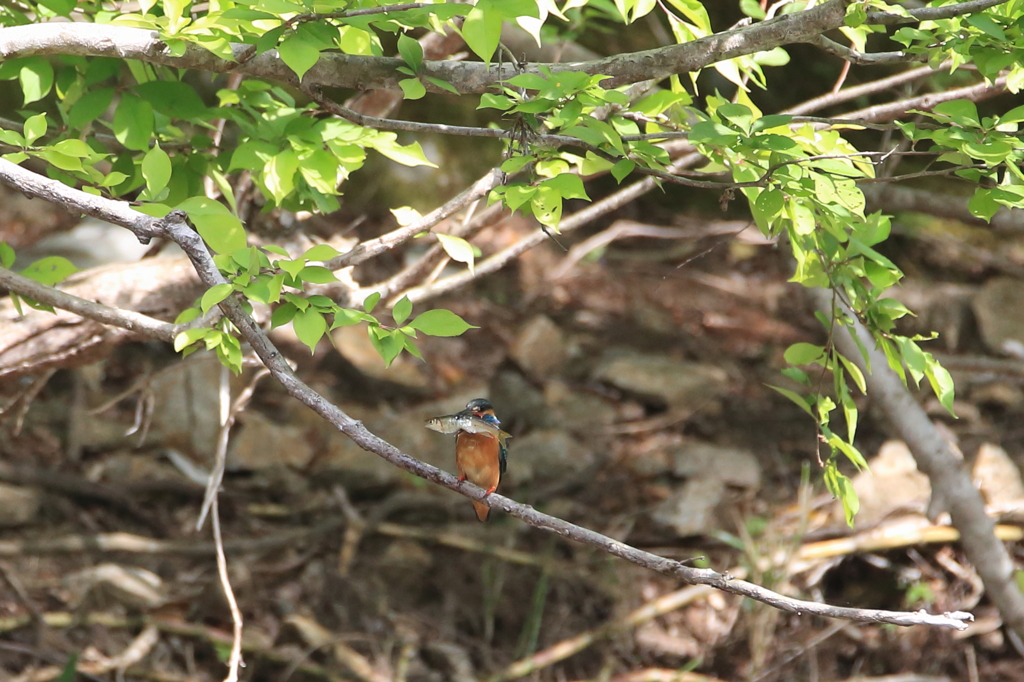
[803,34,921,65]
[817,291,1024,638]
[865,0,1010,26]
[0,265,177,342]
[0,159,973,631]
[0,1,850,94]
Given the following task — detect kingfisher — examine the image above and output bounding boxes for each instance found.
[425,398,509,521]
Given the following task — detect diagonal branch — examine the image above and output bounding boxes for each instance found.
[0,159,972,631]
[803,34,921,65]
[818,291,1024,638]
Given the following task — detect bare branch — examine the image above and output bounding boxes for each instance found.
[0,266,177,342]
[862,183,1024,232]
[0,1,850,94]
[783,63,947,116]
[866,0,1010,26]
[842,75,1008,122]
[325,168,502,270]
[804,34,921,65]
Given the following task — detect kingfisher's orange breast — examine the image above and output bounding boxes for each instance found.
[455,431,502,491]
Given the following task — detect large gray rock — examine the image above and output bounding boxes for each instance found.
[650,478,726,537]
[0,483,40,526]
[593,352,729,411]
[670,443,761,489]
[973,277,1024,355]
[649,442,762,536]
[511,315,566,377]
[502,429,592,487]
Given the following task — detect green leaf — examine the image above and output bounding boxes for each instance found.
[825,463,859,527]
[392,295,413,326]
[784,342,824,365]
[542,173,590,200]
[0,242,13,269]
[303,244,342,261]
[113,94,154,151]
[372,138,437,168]
[968,188,1001,221]
[20,256,77,285]
[141,144,172,196]
[264,150,300,204]
[293,308,327,353]
[20,59,54,105]
[397,33,423,72]
[200,283,234,313]
[297,266,337,283]
[363,292,381,313]
[37,0,76,15]
[437,233,476,273]
[611,159,634,183]
[332,308,372,328]
[399,78,427,100]
[22,113,47,146]
[134,80,208,119]
[278,33,321,81]
[768,384,814,416]
[426,77,460,95]
[409,308,477,336]
[463,3,503,63]
[176,197,247,254]
[271,302,298,328]
[966,14,1006,40]
[478,93,513,110]
[933,99,980,128]
[925,356,956,417]
[174,306,200,325]
[174,327,209,352]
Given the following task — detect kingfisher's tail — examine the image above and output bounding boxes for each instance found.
[472,500,491,522]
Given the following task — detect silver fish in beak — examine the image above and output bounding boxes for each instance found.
[425,414,512,447]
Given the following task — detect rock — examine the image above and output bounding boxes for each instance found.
[650,477,726,536]
[973,277,1024,355]
[330,325,429,389]
[0,483,40,526]
[847,441,931,527]
[501,429,592,487]
[973,443,1024,509]
[543,381,618,432]
[490,370,551,431]
[147,354,222,458]
[670,443,761,489]
[511,315,566,377]
[229,411,315,470]
[593,352,729,411]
